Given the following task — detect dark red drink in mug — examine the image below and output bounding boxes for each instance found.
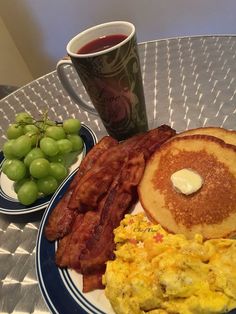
[77,34,128,54]
[57,21,148,141]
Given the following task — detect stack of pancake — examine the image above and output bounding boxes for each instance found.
[138,127,236,239]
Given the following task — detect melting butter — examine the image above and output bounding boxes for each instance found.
[171,168,203,195]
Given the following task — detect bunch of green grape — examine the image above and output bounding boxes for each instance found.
[2,112,84,206]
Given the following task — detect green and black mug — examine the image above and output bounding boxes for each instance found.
[57,21,148,141]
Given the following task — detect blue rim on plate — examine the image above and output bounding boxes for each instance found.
[0,124,97,215]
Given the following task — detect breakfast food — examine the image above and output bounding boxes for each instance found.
[173,126,236,145]
[2,112,84,205]
[44,135,118,241]
[103,213,236,314]
[139,134,236,239]
[44,125,176,292]
[42,122,236,313]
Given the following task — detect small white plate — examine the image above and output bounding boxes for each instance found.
[0,124,97,215]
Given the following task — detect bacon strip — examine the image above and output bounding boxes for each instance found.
[83,272,105,293]
[55,211,100,269]
[78,126,176,290]
[55,155,130,269]
[44,191,76,242]
[70,136,118,189]
[79,151,146,274]
[44,136,118,241]
[71,159,124,212]
[68,143,132,211]
[69,125,176,212]
[55,194,109,269]
[122,124,176,159]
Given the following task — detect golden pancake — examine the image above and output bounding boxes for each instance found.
[138,135,236,239]
[173,126,236,146]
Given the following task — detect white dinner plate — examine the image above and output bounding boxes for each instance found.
[36,134,236,314]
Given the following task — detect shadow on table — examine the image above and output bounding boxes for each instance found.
[0,85,18,100]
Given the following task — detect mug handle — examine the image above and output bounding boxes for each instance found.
[56,58,98,115]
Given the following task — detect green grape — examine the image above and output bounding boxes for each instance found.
[48,154,65,164]
[29,158,50,178]
[6,124,24,139]
[14,177,30,193]
[45,125,66,140]
[23,123,40,146]
[40,137,59,156]
[67,134,84,152]
[49,162,68,181]
[25,131,40,146]
[57,139,73,154]
[17,181,38,205]
[63,118,81,134]
[24,147,45,167]
[15,112,33,124]
[2,159,14,174]
[12,135,32,158]
[5,159,27,181]
[37,176,58,195]
[3,140,16,159]
[23,124,39,134]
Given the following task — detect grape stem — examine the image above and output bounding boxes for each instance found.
[16,110,58,147]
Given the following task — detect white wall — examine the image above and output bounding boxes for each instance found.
[0,0,236,81]
[0,16,33,86]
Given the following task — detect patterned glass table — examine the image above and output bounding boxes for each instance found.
[0,36,236,313]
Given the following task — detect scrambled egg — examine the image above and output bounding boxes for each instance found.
[103,213,236,314]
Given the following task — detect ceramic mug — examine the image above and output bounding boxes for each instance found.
[57,21,148,141]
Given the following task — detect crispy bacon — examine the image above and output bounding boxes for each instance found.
[55,213,84,268]
[68,145,130,211]
[79,151,146,274]
[44,136,118,241]
[56,194,109,269]
[44,191,75,242]
[68,125,176,212]
[82,272,105,293]
[72,159,124,211]
[78,126,176,290]
[56,209,102,269]
[69,136,118,190]
[122,124,176,159]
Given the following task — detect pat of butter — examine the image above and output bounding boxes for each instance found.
[171,168,203,195]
